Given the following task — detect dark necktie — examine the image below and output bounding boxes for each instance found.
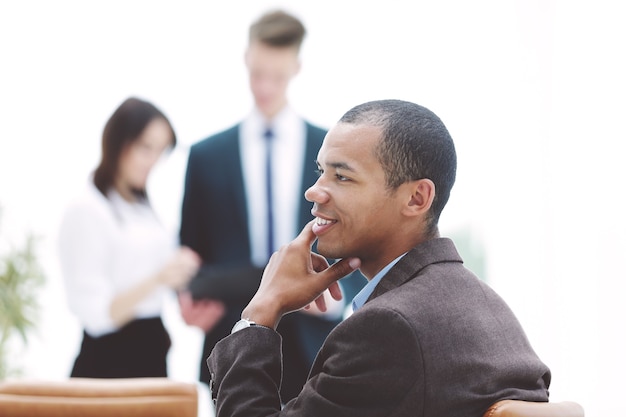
[263,127,274,260]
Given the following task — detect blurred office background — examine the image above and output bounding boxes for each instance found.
[1,1,624,416]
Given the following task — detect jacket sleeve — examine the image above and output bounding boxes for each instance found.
[206,306,424,417]
[58,198,118,336]
[179,145,203,251]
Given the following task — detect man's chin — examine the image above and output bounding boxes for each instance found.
[316,245,344,261]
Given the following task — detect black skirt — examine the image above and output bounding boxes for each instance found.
[71,316,171,378]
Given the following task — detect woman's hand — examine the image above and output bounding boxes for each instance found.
[158,246,201,290]
[178,290,226,332]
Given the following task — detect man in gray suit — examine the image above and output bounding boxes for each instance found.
[207,99,551,416]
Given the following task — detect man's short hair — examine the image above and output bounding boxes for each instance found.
[249,10,306,51]
[340,99,457,234]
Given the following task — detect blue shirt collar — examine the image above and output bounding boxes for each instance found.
[351,253,407,312]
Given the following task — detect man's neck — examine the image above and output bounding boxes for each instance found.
[259,101,288,121]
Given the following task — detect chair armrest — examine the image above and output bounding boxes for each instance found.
[484,400,584,417]
[0,377,198,417]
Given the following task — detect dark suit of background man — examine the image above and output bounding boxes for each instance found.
[178,9,365,402]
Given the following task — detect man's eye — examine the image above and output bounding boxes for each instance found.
[314,169,323,177]
[336,174,348,181]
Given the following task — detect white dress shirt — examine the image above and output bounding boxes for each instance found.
[58,182,175,337]
[240,105,307,268]
[239,107,343,320]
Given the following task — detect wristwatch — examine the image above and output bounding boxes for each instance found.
[231,318,257,334]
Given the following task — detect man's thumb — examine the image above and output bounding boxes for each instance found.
[324,257,360,283]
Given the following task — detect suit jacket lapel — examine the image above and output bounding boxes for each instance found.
[231,125,249,238]
[298,123,325,229]
[367,238,463,302]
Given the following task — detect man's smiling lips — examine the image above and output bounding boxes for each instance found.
[311,216,337,235]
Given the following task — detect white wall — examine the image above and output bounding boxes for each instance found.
[1,1,624,415]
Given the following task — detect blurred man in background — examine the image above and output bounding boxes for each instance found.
[178,9,365,402]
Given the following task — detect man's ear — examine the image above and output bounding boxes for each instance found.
[402,179,436,217]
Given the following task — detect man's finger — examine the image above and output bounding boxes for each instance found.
[328,281,343,301]
[311,252,330,272]
[314,293,327,312]
[293,220,318,248]
[321,257,361,287]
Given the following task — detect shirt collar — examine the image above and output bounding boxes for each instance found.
[247,105,297,140]
[351,252,407,312]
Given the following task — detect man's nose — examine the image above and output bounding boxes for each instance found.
[305,181,327,204]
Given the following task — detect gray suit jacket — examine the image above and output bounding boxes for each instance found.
[207,238,550,417]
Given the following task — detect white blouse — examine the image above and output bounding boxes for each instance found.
[58,182,175,337]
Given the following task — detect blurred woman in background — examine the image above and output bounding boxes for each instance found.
[58,97,201,378]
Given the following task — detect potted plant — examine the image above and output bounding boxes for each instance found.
[0,206,45,379]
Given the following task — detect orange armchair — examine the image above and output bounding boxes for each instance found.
[0,377,198,417]
[484,400,584,417]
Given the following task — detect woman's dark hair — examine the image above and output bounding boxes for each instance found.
[93,97,176,199]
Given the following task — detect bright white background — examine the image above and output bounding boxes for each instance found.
[1,1,625,416]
